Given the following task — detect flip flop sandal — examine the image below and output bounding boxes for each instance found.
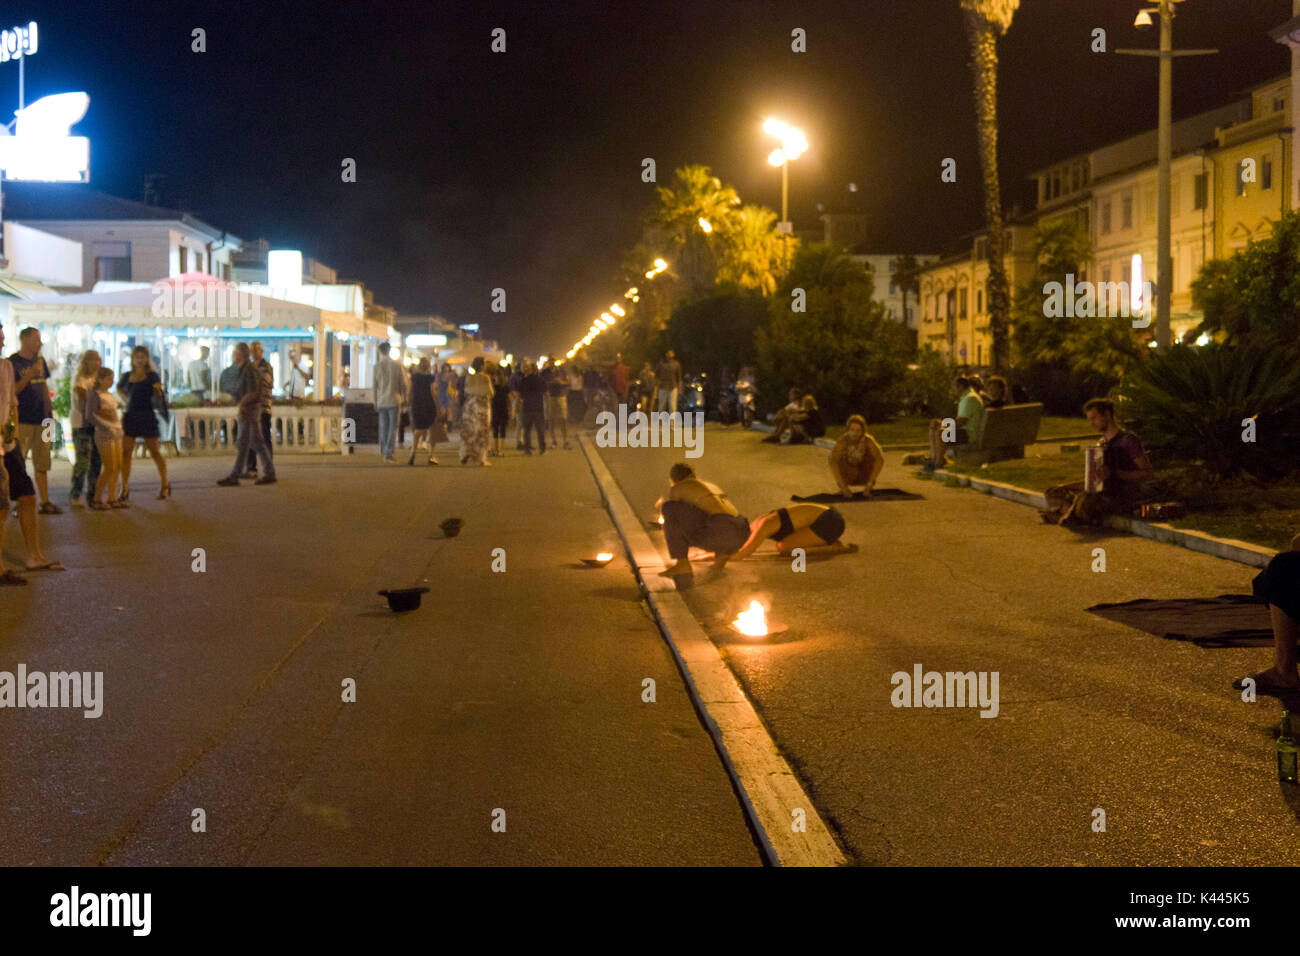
[0,570,27,586]
[38,502,63,515]
[1232,672,1300,695]
[26,561,65,572]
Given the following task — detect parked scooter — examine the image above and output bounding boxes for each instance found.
[734,372,757,428]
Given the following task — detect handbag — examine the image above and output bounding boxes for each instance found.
[151,379,171,424]
[430,419,449,444]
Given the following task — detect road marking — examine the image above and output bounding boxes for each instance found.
[579,436,848,867]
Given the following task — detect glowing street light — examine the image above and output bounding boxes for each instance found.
[698,217,712,233]
[763,117,808,268]
[610,304,625,317]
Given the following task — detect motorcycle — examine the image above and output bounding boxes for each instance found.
[680,374,707,416]
[734,378,757,428]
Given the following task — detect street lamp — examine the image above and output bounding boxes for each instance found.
[1116,1,1216,348]
[764,117,808,268]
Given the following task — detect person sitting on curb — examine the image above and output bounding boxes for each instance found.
[1232,532,1300,697]
[924,375,983,471]
[1042,398,1153,526]
[655,462,751,578]
[732,503,858,559]
[829,414,884,498]
[763,387,807,444]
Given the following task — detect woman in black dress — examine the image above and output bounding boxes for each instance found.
[406,356,440,465]
[117,345,170,500]
[489,364,511,457]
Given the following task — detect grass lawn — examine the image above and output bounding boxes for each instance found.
[825,416,1093,447]
[946,449,1299,552]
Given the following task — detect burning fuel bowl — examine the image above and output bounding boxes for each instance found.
[440,517,464,538]
[647,514,665,531]
[727,600,788,639]
[582,552,616,568]
[378,586,430,612]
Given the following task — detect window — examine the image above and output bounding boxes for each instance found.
[976,344,983,365]
[976,289,983,313]
[92,241,131,282]
[1101,202,1112,234]
[1122,261,1131,286]
[1275,95,1285,113]
[959,289,968,318]
[1101,263,1111,284]
[1235,162,1246,196]
[1121,193,1133,229]
[194,251,205,274]
[1144,187,1156,224]
[1194,173,1208,210]
[1263,156,1273,191]
[179,247,188,273]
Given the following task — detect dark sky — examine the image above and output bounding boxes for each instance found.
[7,0,1292,352]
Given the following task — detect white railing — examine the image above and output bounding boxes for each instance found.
[172,405,345,455]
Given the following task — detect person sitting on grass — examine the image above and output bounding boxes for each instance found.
[829,414,884,498]
[763,387,807,444]
[655,462,751,578]
[925,375,983,471]
[787,395,825,444]
[1232,532,1300,697]
[732,503,858,559]
[1042,398,1154,526]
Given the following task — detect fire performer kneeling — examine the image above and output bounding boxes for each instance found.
[656,462,751,577]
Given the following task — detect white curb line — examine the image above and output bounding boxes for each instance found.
[579,435,848,867]
[932,468,1276,569]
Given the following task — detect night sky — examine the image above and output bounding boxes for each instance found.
[6,0,1292,353]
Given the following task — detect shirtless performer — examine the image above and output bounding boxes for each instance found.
[655,462,751,577]
[733,502,857,560]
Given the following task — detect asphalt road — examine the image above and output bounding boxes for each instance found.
[0,442,761,866]
[595,424,1299,866]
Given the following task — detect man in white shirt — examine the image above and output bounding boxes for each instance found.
[186,346,212,400]
[373,342,406,462]
[0,328,61,583]
[283,348,310,400]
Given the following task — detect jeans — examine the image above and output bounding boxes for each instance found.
[377,405,399,458]
[522,408,546,452]
[230,410,275,479]
[248,411,274,472]
[661,500,750,560]
[656,387,678,413]
[70,425,102,501]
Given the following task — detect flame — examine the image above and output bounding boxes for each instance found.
[596,552,613,562]
[657,514,664,525]
[734,600,769,638]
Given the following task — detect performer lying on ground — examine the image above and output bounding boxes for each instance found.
[1232,532,1300,697]
[732,503,857,559]
[655,462,751,577]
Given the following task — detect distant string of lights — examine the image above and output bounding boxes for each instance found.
[564,257,666,359]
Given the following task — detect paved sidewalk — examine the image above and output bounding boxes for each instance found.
[595,424,1297,866]
[0,445,760,866]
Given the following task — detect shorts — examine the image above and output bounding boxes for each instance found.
[809,506,846,544]
[1253,551,1300,623]
[3,444,36,501]
[17,423,51,471]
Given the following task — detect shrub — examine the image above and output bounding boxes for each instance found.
[1118,343,1300,478]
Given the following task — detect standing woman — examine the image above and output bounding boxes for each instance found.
[86,368,125,509]
[458,357,494,466]
[117,345,170,500]
[407,357,440,465]
[69,349,104,509]
[489,363,511,457]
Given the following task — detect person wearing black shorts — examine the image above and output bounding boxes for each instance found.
[1232,533,1300,698]
[733,503,856,559]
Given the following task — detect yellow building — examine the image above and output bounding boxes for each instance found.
[1211,76,1292,259]
[917,222,1037,367]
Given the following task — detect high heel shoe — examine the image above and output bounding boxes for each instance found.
[156,482,171,500]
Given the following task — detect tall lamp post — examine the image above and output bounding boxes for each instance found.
[764,118,808,269]
[1116,0,1215,348]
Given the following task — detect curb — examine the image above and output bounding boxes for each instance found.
[578,435,848,867]
[751,421,1096,453]
[931,468,1276,569]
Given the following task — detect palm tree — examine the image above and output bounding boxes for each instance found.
[650,165,742,298]
[960,0,1020,374]
[892,253,922,327]
[716,204,785,296]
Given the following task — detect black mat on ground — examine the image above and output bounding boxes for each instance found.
[1086,594,1273,647]
[791,488,924,503]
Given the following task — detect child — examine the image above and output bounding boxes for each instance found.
[86,368,126,509]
